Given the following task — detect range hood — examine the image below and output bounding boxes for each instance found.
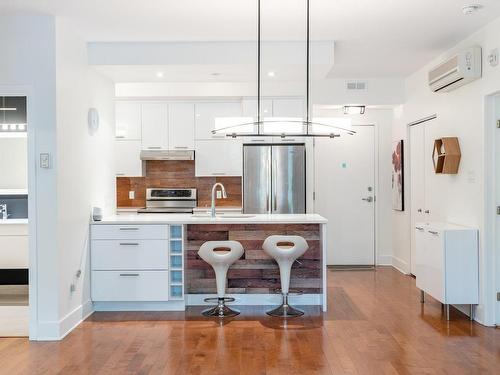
[140,150,195,161]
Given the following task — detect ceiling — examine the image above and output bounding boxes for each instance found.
[2,0,500,78]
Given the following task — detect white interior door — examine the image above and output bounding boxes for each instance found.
[409,124,425,275]
[315,125,375,265]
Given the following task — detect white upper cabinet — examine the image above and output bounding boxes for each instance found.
[168,103,195,150]
[141,103,168,150]
[194,102,243,140]
[115,140,142,177]
[115,102,142,140]
[195,139,243,176]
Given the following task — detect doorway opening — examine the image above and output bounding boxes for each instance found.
[0,95,29,337]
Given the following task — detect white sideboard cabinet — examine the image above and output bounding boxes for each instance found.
[414,222,478,320]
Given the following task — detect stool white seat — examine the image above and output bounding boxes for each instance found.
[263,235,309,317]
[198,240,244,317]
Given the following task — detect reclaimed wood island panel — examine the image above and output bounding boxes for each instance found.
[186,223,324,301]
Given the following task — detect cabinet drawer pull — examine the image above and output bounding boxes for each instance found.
[119,242,139,246]
[119,227,139,231]
[212,172,226,175]
[428,230,439,235]
[415,227,424,231]
[174,146,189,149]
[119,273,139,277]
[147,146,162,149]
[424,210,430,214]
[116,173,125,176]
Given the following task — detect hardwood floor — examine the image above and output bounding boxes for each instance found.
[0,267,499,374]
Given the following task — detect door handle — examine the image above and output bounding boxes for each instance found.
[362,196,373,203]
[424,210,430,214]
[119,242,139,246]
[417,209,422,213]
[428,230,439,235]
[415,226,424,231]
[119,273,140,277]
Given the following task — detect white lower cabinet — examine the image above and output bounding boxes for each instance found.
[195,139,243,176]
[91,271,170,302]
[415,222,479,308]
[91,240,169,270]
[91,224,185,307]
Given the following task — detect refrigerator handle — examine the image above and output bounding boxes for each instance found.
[266,153,271,213]
[273,158,277,212]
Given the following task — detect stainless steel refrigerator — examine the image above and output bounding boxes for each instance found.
[243,144,306,214]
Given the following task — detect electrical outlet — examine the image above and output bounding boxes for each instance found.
[217,190,222,199]
[70,284,76,292]
[40,153,51,169]
[129,191,135,200]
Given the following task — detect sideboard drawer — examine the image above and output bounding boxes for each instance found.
[91,225,169,240]
[91,240,168,270]
[91,270,169,301]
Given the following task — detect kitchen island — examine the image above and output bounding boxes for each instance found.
[90,213,327,312]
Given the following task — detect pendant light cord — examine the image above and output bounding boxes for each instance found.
[306,0,310,133]
[257,0,261,135]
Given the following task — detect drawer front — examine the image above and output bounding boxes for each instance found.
[91,240,168,270]
[91,270,169,301]
[91,225,169,240]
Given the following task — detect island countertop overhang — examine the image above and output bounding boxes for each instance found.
[92,213,328,225]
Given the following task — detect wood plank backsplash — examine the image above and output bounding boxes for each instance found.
[186,224,322,294]
[116,160,242,208]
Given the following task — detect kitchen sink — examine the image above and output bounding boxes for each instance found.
[191,213,256,218]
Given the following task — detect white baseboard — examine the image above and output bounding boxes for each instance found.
[377,254,393,266]
[187,293,322,306]
[93,301,186,311]
[36,300,93,341]
[391,256,410,275]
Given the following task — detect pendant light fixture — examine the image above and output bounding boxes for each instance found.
[212,0,355,138]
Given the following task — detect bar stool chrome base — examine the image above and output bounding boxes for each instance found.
[202,297,240,318]
[266,294,304,318]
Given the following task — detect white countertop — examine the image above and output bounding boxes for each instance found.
[93,213,327,225]
[0,218,29,225]
[0,189,28,195]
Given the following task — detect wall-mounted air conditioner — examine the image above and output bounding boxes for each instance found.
[428,46,482,93]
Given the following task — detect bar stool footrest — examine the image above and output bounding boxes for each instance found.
[203,297,236,303]
[272,289,304,296]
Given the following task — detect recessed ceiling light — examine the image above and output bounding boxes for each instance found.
[156,72,164,78]
[267,71,275,77]
[462,4,482,15]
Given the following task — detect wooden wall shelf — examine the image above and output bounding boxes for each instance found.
[432,137,461,174]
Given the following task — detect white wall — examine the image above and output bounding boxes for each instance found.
[0,136,27,189]
[313,108,394,264]
[392,16,500,325]
[55,18,115,336]
[0,12,59,339]
[115,78,405,106]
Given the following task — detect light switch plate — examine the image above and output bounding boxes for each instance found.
[40,153,51,169]
[129,191,135,200]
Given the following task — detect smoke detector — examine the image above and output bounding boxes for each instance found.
[462,4,482,15]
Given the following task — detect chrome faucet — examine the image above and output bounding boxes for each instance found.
[0,204,8,220]
[211,183,227,218]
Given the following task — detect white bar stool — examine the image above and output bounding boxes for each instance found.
[198,240,244,318]
[263,235,309,317]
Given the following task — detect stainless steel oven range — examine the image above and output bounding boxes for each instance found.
[138,188,197,213]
